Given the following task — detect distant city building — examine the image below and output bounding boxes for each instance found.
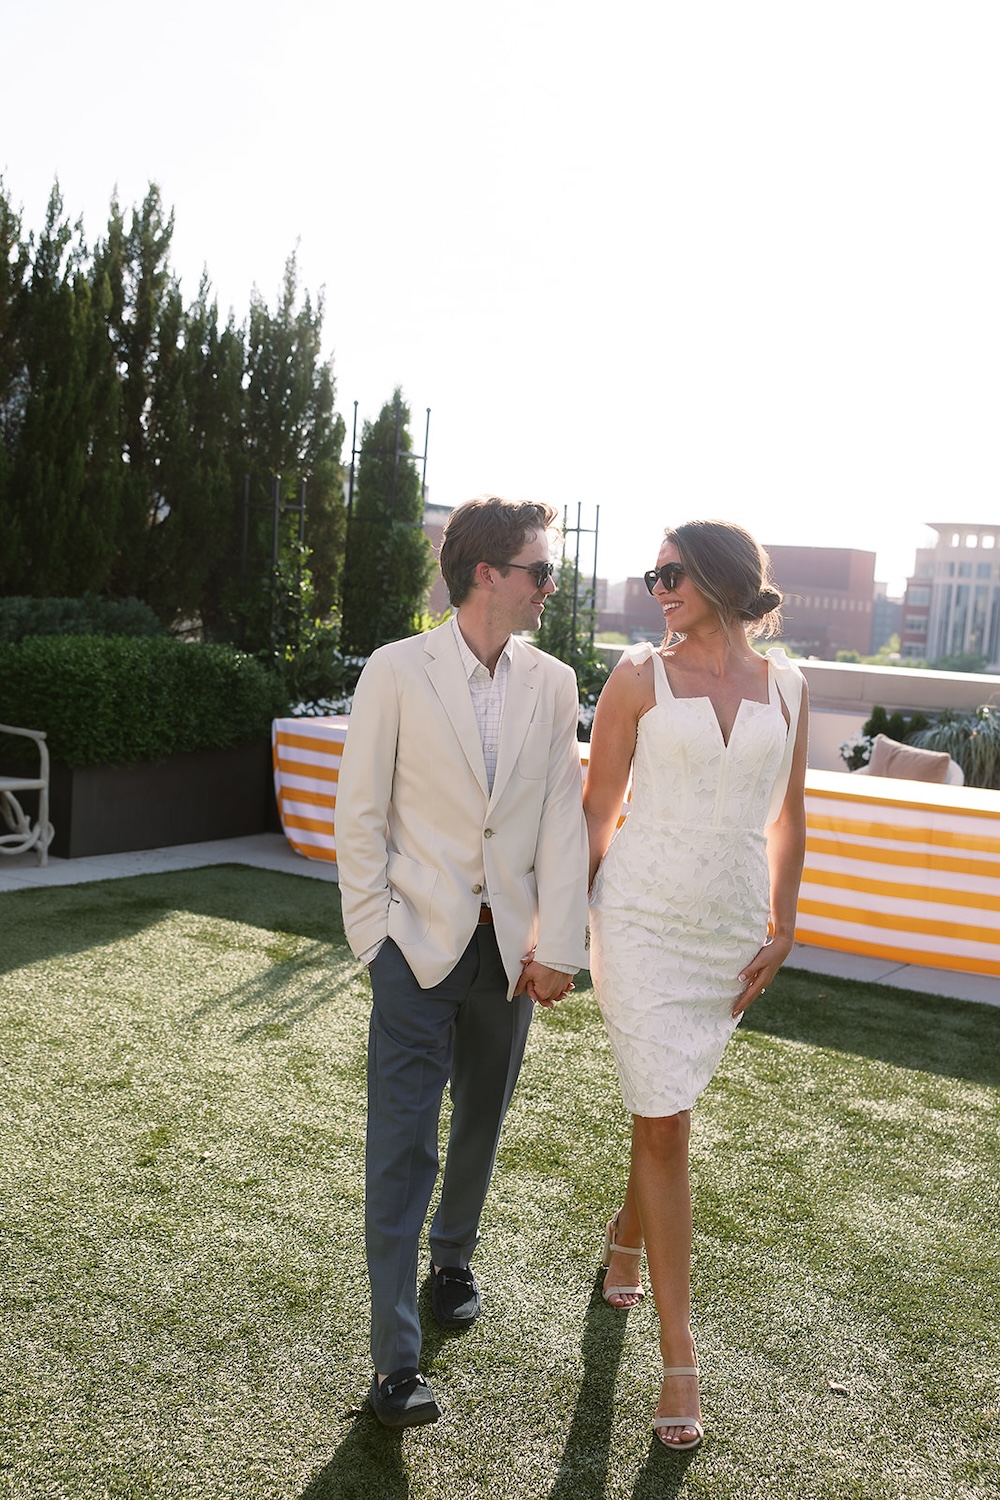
[901,522,1000,668]
[420,516,914,661]
[595,544,888,653]
[762,545,876,658]
[423,498,452,618]
[871,581,904,654]
[595,575,665,640]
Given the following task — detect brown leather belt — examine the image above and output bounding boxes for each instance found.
[477,905,493,925]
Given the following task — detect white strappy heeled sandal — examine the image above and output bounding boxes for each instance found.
[653,1364,704,1451]
[600,1211,645,1306]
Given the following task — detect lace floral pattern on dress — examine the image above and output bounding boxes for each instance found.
[590,644,793,1116]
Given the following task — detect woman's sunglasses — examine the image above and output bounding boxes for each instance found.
[644,563,686,595]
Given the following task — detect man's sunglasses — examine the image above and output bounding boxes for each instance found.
[644,563,686,596]
[503,561,556,588]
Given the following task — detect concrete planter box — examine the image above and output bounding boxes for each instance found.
[39,740,278,859]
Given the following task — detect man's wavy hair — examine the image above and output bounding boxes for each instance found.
[439,497,559,607]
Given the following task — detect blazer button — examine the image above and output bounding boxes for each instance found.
[472,884,483,895]
[484,828,494,838]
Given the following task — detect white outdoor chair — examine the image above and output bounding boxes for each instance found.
[0,724,53,865]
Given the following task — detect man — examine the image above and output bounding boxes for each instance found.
[335,497,590,1428]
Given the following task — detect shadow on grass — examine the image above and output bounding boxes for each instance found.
[743,965,1000,1088]
[298,1278,675,1500]
[0,864,342,977]
[544,1277,694,1500]
[298,1415,409,1500]
[630,1445,699,1500]
[296,1281,484,1500]
[546,1278,627,1498]
[186,945,362,1038]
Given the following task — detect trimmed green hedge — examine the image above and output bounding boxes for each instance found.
[0,637,288,767]
[0,595,164,642]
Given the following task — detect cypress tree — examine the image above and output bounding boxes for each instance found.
[3,186,121,594]
[94,185,176,598]
[0,179,29,588]
[340,389,435,656]
[235,254,346,650]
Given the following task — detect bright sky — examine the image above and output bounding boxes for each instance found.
[3,1,999,595]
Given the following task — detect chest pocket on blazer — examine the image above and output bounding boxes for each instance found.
[516,721,552,780]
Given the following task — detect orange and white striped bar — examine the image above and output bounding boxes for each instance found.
[797,769,1000,978]
[271,722,1000,979]
[271,717,348,865]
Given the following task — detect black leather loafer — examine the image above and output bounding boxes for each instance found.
[368,1367,441,1428]
[429,1263,482,1329]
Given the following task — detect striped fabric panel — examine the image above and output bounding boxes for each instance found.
[797,770,1000,977]
[272,726,1000,978]
[272,717,349,866]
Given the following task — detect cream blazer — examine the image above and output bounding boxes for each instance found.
[335,621,590,997]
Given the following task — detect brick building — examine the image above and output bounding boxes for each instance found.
[423,500,453,618]
[595,544,883,653]
[762,544,876,658]
[595,575,665,640]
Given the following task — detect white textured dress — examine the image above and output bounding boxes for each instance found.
[589,642,803,1116]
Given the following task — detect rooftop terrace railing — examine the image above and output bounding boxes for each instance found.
[273,716,1000,982]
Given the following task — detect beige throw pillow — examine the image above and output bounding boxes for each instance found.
[866,733,952,783]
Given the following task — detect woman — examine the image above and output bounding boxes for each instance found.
[583,520,808,1451]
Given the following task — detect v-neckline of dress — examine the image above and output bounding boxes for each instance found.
[650,650,776,750]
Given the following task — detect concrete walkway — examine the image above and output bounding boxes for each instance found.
[1,833,996,1008]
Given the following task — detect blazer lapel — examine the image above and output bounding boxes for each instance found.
[423,626,489,796]
[489,641,537,807]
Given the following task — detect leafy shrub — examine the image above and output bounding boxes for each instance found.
[929,652,988,674]
[0,595,164,643]
[908,705,1000,790]
[863,704,932,743]
[268,626,368,716]
[840,704,934,770]
[0,637,288,767]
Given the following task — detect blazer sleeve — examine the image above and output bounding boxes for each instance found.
[334,651,400,959]
[532,661,591,972]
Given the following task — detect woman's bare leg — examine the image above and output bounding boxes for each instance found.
[603,1145,645,1308]
[631,1111,701,1447]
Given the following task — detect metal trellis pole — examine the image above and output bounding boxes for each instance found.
[561,503,601,655]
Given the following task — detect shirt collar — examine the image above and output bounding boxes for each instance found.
[451,612,513,680]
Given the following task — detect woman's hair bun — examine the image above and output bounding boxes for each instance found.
[744,586,782,619]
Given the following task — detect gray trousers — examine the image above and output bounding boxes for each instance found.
[365,928,533,1373]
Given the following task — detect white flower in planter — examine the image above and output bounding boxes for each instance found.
[839,733,873,772]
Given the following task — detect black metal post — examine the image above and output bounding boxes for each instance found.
[560,503,601,656]
[271,475,281,652]
[571,501,582,646]
[591,504,600,646]
[241,474,251,576]
[394,405,431,523]
[420,408,431,503]
[347,400,358,524]
[391,395,402,512]
[271,475,281,570]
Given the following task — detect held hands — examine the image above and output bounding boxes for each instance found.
[514,957,575,1009]
[733,934,793,1017]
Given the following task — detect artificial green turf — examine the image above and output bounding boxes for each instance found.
[1,865,997,1499]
